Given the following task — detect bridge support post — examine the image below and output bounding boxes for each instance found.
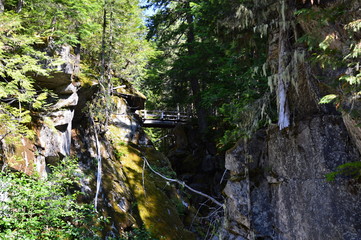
[177,104,180,120]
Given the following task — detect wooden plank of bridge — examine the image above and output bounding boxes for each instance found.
[138,108,191,128]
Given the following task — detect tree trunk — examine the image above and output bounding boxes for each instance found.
[185,1,208,137]
[100,6,107,79]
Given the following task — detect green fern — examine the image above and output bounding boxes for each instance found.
[325,161,361,181]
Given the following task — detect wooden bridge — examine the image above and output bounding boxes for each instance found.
[137,109,192,128]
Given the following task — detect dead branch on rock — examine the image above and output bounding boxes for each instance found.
[142,156,224,208]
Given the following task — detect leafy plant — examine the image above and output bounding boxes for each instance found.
[0,12,53,143]
[296,3,361,109]
[119,227,158,240]
[143,0,272,148]
[319,94,338,104]
[0,157,101,239]
[325,161,361,181]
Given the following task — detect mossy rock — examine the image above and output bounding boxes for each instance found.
[108,136,194,240]
[101,157,137,231]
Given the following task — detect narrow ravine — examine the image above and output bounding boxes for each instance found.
[0,0,360,239]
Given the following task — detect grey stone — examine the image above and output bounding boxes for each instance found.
[343,113,361,155]
[225,141,246,175]
[55,83,77,94]
[222,115,361,240]
[48,109,74,126]
[33,45,79,90]
[39,109,74,161]
[0,0,4,13]
[52,92,78,110]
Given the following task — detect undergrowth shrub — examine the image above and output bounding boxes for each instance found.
[0,157,100,240]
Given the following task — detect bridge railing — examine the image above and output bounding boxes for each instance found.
[137,109,191,122]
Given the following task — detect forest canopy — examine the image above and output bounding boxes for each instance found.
[1,0,360,148]
[0,0,153,142]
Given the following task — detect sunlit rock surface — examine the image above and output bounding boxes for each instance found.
[0,44,79,177]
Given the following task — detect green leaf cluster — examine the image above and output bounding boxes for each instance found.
[296,3,361,106]
[119,226,158,240]
[0,157,101,239]
[78,0,155,128]
[143,0,271,148]
[0,12,52,142]
[1,0,154,141]
[325,161,361,182]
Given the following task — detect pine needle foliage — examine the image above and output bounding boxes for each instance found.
[143,0,270,147]
[0,12,52,143]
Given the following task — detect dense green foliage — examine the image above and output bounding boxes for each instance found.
[0,1,154,237]
[141,0,270,148]
[141,0,360,148]
[2,0,356,149]
[85,0,154,128]
[119,227,158,240]
[0,0,360,238]
[0,157,100,239]
[0,0,153,140]
[296,4,361,108]
[0,11,52,142]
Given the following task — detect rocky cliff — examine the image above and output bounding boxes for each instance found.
[223,117,361,240]
[0,44,195,239]
[221,0,361,239]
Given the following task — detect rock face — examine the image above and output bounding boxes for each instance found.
[36,45,79,172]
[222,115,361,240]
[1,45,79,177]
[0,45,193,239]
[221,1,361,239]
[69,92,194,239]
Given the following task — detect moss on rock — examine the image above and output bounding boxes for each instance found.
[109,127,195,240]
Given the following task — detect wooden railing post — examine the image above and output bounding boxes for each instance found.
[177,104,180,120]
[141,105,193,126]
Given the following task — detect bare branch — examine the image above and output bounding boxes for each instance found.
[142,156,224,208]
